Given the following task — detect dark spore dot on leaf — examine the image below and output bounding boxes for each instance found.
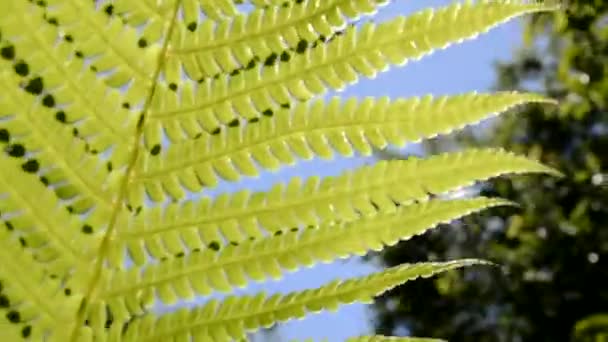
[104,4,114,16]
[296,39,308,54]
[192,248,201,253]
[290,227,299,232]
[136,114,144,128]
[106,162,112,172]
[42,94,55,108]
[187,22,197,32]
[6,310,20,323]
[274,230,283,236]
[22,325,32,338]
[46,17,58,25]
[150,144,161,156]
[122,102,130,109]
[211,127,221,135]
[248,117,259,123]
[137,38,147,48]
[280,51,290,62]
[36,0,46,7]
[6,144,26,158]
[55,111,66,123]
[1,45,15,60]
[0,129,9,143]
[105,320,113,329]
[14,61,29,77]
[230,69,240,76]
[64,34,73,43]
[208,241,220,251]
[75,51,83,58]
[64,288,71,296]
[227,119,239,127]
[230,241,239,246]
[262,109,273,117]
[40,176,49,185]
[319,35,326,42]
[24,77,43,95]
[5,221,14,231]
[72,128,79,137]
[82,224,93,234]
[246,59,256,69]
[264,53,278,66]
[295,0,304,3]
[0,295,9,307]
[168,83,177,91]
[175,252,184,258]
[21,159,39,173]
[19,237,26,247]
[280,103,290,109]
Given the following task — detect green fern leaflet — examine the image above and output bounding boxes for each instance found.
[0,0,559,341]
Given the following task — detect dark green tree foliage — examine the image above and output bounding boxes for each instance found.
[373,2,608,341]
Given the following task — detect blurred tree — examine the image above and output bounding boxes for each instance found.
[373,2,608,342]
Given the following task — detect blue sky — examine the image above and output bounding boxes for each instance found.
[209,1,528,341]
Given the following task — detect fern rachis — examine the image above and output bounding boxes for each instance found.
[0,1,559,341]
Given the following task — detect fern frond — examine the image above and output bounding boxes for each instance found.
[34,0,162,91]
[347,337,445,342]
[164,0,387,84]
[0,1,561,341]
[0,71,120,213]
[132,92,553,201]
[106,1,174,42]
[146,0,557,144]
[109,260,486,341]
[0,228,82,341]
[0,3,139,153]
[116,148,557,264]
[0,153,103,276]
[100,197,508,316]
[109,0,263,38]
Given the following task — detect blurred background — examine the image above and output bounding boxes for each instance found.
[244,1,608,341]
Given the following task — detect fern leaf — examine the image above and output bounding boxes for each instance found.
[0,228,82,341]
[116,148,557,264]
[0,72,121,213]
[146,0,557,144]
[100,197,509,316]
[0,153,104,276]
[132,92,553,201]
[0,3,139,156]
[347,337,445,342]
[109,260,486,341]
[35,0,163,91]
[165,0,388,83]
[0,1,560,340]
[106,1,175,42]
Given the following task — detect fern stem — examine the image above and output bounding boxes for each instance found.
[67,1,183,341]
